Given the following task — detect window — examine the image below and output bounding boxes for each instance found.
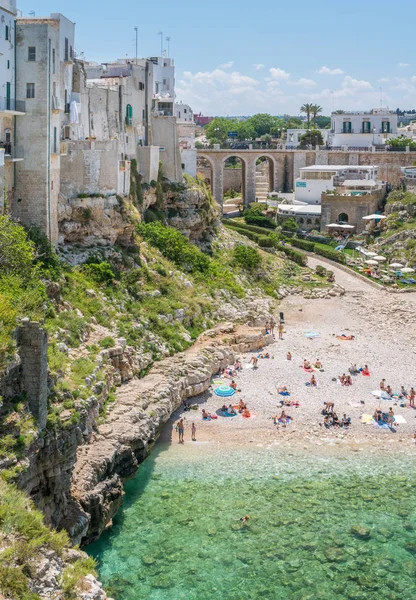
[70,45,73,59]
[382,121,390,133]
[52,48,56,74]
[5,25,9,41]
[53,127,57,154]
[362,121,371,133]
[342,121,352,133]
[181,163,185,170]
[7,60,10,69]
[53,81,56,96]
[184,108,187,114]
[125,104,133,126]
[64,37,69,61]
[28,47,36,61]
[139,81,144,90]
[26,83,35,99]
[338,213,349,223]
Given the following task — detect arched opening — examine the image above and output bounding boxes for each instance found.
[223,156,245,213]
[338,213,349,224]
[255,156,275,204]
[197,156,213,189]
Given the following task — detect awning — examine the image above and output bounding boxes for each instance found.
[326,223,355,229]
[362,214,387,220]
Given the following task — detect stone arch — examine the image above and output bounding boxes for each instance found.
[222,154,247,207]
[255,155,276,201]
[338,212,349,223]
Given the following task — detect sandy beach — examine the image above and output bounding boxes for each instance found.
[163,257,416,457]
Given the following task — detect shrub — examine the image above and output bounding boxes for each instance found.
[223,223,261,244]
[98,336,116,349]
[0,216,35,280]
[138,222,210,273]
[279,245,307,266]
[224,220,276,236]
[244,213,276,229]
[82,261,115,285]
[281,217,298,232]
[314,245,346,264]
[258,235,274,248]
[233,245,262,271]
[291,238,315,251]
[315,265,327,277]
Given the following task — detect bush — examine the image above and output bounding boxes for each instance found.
[224,220,276,236]
[138,222,210,274]
[82,261,115,285]
[98,336,116,349]
[315,265,327,277]
[244,213,276,229]
[233,245,262,271]
[314,245,346,264]
[279,245,307,266]
[0,216,35,280]
[291,238,315,251]
[258,235,274,248]
[281,217,298,232]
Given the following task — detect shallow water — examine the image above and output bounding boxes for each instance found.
[87,445,416,600]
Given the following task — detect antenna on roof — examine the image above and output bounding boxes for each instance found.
[166,36,171,58]
[134,26,138,65]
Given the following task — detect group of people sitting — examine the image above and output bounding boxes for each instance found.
[220,399,251,418]
[380,380,415,406]
[321,402,351,428]
[220,361,243,379]
[373,407,395,426]
[271,409,292,427]
[339,373,353,386]
[349,364,370,376]
[303,358,323,370]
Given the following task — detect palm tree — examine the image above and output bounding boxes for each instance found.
[300,103,314,128]
[311,104,323,126]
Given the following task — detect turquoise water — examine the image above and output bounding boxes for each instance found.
[87,446,416,600]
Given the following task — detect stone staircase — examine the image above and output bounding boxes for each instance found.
[255,169,269,204]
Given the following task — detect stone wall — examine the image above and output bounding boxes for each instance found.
[321,189,384,233]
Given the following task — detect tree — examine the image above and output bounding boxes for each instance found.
[245,113,280,137]
[233,245,262,271]
[315,116,331,129]
[311,104,323,126]
[235,121,255,141]
[205,117,238,144]
[0,216,35,280]
[299,130,324,148]
[285,117,303,129]
[300,103,314,128]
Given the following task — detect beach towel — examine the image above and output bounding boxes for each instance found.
[336,335,355,341]
[305,332,320,338]
[349,402,363,408]
[302,367,314,373]
[244,364,254,369]
[361,414,373,424]
[362,371,371,377]
[211,379,225,385]
[279,391,290,396]
[393,415,406,424]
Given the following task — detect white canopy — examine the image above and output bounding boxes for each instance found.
[362,214,387,220]
[372,390,391,400]
[326,223,355,229]
[373,256,386,262]
[365,259,378,265]
[389,262,403,268]
[401,267,415,273]
[358,249,378,257]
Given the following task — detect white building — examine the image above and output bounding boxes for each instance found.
[328,109,398,148]
[285,128,329,149]
[295,165,379,204]
[174,101,193,122]
[0,0,25,212]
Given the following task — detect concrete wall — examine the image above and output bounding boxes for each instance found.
[150,115,182,181]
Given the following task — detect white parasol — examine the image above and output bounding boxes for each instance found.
[389,262,403,269]
[373,256,386,262]
[365,259,378,265]
[362,214,387,220]
[371,390,391,400]
[401,267,415,273]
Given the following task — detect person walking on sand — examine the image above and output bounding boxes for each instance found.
[191,422,196,441]
[177,418,184,444]
[278,322,284,340]
[409,387,415,408]
[270,317,276,337]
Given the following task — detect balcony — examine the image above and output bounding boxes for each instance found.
[0,142,24,162]
[0,97,25,116]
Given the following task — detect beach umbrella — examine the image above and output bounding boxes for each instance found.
[373,256,386,262]
[214,385,235,397]
[365,259,378,265]
[389,262,403,269]
[362,214,387,220]
[401,267,415,273]
[371,390,391,400]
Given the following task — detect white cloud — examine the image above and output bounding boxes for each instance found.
[378,77,390,83]
[342,76,373,91]
[219,61,234,69]
[269,67,290,80]
[398,62,410,68]
[254,63,265,71]
[317,66,344,75]
[289,78,317,87]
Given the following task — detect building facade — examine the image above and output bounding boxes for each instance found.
[328,109,398,148]
[295,165,379,204]
[285,128,329,149]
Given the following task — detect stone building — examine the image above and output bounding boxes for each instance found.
[321,184,386,233]
[13,13,75,243]
[0,0,25,213]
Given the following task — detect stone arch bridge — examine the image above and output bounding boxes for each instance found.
[197,149,287,208]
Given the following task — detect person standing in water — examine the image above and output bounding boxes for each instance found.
[191,422,196,441]
[177,418,184,443]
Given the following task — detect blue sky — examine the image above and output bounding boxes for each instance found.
[19,0,416,116]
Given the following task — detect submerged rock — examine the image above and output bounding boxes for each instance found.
[351,525,372,539]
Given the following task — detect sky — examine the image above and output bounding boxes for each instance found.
[18,0,416,116]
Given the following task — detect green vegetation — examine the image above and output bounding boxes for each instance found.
[279,244,308,266]
[233,245,262,271]
[387,137,416,149]
[299,129,324,148]
[386,189,416,205]
[243,205,276,229]
[0,480,95,600]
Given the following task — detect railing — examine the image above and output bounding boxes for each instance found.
[153,110,173,117]
[0,96,25,112]
[0,142,24,159]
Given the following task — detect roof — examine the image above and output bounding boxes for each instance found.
[277,204,321,215]
[299,165,378,172]
[342,179,378,187]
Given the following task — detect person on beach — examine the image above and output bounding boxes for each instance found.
[278,322,284,340]
[388,407,395,426]
[380,379,386,390]
[287,351,292,361]
[177,418,184,443]
[303,359,311,369]
[314,359,322,369]
[270,318,276,337]
[191,422,196,441]
[250,356,258,367]
[240,515,250,523]
[265,321,270,334]
[400,386,408,398]
[386,384,393,396]
[202,409,211,420]
[362,365,370,376]
[373,408,382,423]
[310,374,317,387]
[342,414,351,428]
[230,380,237,390]
[409,387,415,408]
[325,402,334,415]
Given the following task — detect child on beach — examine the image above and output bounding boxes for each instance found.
[191,422,196,441]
